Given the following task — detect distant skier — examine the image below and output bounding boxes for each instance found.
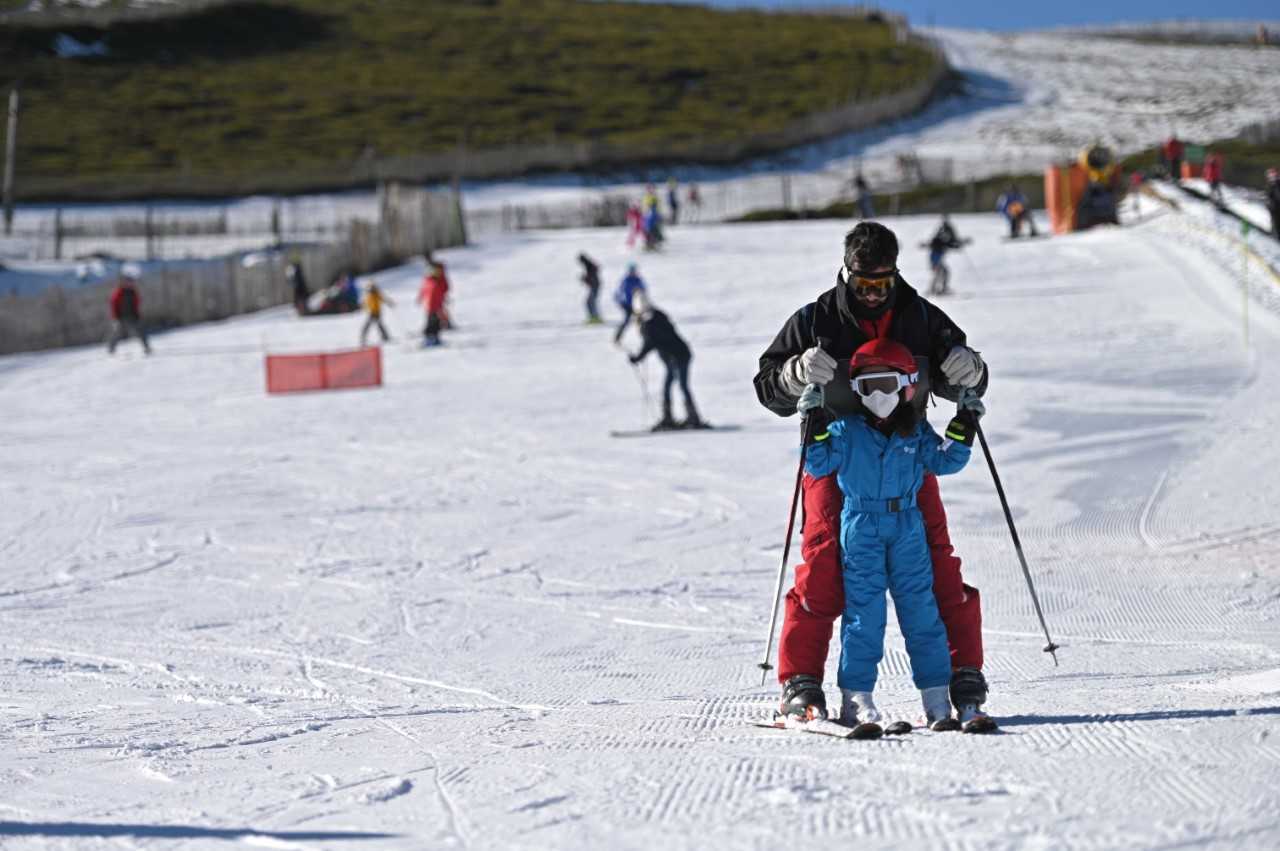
[360,280,394,347]
[666,176,680,226]
[107,267,151,356]
[1202,153,1225,205]
[417,262,449,347]
[287,257,310,315]
[925,216,969,296]
[996,184,1038,238]
[641,186,665,251]
[754,221,991,728]
[627,291,705,431]
[854,173,875,219]
[625,201,645,248]
[1162,136,1184,181]
[1267,168,1280,242]
[613,263,648,344]
[687,183,703,224]
[798,338,981,730]
[578,253,603,324]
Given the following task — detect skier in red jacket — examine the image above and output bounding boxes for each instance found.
[417,262,450,347]
[107,269,152,355]
[1202,153,1225,205]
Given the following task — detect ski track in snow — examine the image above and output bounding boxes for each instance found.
[3,203,1280,849]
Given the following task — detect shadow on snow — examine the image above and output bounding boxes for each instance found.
[0,822,396,841]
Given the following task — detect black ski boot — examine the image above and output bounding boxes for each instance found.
[951,666,997,734]
[778,674,828,722]
[651,414,680,432]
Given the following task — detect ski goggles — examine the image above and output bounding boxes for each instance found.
[844,267,897,291]
[852,370,917,397]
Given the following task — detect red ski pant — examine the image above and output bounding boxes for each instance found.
[776,472,982,683]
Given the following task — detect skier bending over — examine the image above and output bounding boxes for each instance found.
[925,216,969,296]
[628,291,706,431]
[753,221,991,727]
[798,338,982,730]
[996,184,1038,239]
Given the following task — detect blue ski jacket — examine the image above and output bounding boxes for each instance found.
[804,414,972,692]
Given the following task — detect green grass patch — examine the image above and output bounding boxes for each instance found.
[0,0,940,199]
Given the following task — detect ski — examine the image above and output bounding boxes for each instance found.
[754,715,896,740]
[610,425,740,439]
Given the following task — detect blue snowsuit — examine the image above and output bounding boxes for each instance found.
[613,271,647,343]
[804,414,971,692]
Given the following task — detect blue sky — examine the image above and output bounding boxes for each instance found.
[645,1,1279,31]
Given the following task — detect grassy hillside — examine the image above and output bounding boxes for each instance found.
[0,0,940,199]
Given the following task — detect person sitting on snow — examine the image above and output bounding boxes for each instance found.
[627,291,706,431]
[798,338,982,731]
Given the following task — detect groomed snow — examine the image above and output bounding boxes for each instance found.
[3,211,1280,849]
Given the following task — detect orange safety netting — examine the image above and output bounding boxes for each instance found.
[265,347,382,394]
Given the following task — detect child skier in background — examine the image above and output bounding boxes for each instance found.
[797,338,982,733]
[613,263,648,344]
[360,279,394,346]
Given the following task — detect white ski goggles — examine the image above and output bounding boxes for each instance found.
[852,370,917,397]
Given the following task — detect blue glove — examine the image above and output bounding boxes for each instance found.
[796,383,825,416]
[957,389,986,418]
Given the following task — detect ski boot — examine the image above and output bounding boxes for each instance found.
[838,690,886,739]
[650,415,680,432]
[921,685,961,732]
[777,675,827,722]
[951,666,997,734]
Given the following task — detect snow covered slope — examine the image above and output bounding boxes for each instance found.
[3,213,1280,849]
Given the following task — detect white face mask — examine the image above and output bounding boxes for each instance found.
[861,389,900,419]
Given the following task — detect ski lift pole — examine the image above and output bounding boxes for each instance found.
[975,421,1060,665]
[757,400,818,686]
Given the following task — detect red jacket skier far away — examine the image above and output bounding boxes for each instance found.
[109,280,141,320]
[419,266,449,313]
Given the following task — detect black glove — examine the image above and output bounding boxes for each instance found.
[804,408,832,445]
[945,409,978,447]
[628,353,641,364]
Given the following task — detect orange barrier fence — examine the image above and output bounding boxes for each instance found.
[265,347,382,394]
[1044,163,1087,234]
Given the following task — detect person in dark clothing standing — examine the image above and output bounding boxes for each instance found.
[753,221,991,728]
[628,291,706,431]
[1266,168,1280,242]
[107,268,152,355]
[578,253,603,324]
[287,258,310,315]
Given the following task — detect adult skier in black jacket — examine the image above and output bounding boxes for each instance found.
[753,221,991,728]
[630,292,706,431]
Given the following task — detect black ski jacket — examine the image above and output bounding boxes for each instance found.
[1267,181,1280,213]
[753,274,986,419]
[635,309,691,364]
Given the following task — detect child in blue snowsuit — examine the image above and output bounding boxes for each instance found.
[799,337,981,730]
[613,264,648,344]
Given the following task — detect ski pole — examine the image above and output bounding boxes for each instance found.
[757,396,819,686]
[629,359,652,422]
[975,421,1060,665]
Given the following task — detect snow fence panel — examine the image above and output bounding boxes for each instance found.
[265,347,381,394]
